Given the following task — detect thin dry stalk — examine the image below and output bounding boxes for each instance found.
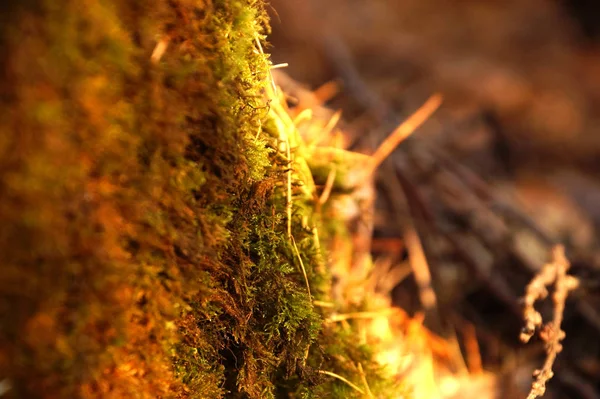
[311,226,326,275]
[312,300,335,308]
[357,363,374,398]
[318,166,337,205]
[151,37,170,63]
[313,80,341,104]
[291,235,312,299]
[369,94,443,172]
[326,308,400,323]
[322,110,343,138]
[285,138,293,238]
[293,108,313,126]
[521,245,579,399]
[404,226,437,311]
[316,370,365,395]
[270,62,289,69]
[463,323,483,375]
[255,35,277,95]
[308,110,342,148]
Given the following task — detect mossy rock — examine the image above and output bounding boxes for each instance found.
[0,1,403,398]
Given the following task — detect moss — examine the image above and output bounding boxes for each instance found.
[0,0,400,398]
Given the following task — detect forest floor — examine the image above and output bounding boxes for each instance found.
[266,1,600,398]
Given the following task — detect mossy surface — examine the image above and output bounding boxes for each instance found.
[0,1,401,398]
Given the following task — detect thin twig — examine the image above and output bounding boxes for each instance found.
[521,245,579,399]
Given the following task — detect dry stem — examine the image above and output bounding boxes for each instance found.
[369,94,443,173]
[404,225,437,311]
[521,245,579,399]
[151,37,170,63]
[325,308,400,324]
[291,235,312,299]
[316,370,365,395]
[318,166,337,205]
[357,363,374,398]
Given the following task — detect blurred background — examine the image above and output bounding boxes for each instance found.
[266,1,600,398]
[269,0,600,174]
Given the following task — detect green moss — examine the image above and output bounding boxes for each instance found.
[0,0,401,398]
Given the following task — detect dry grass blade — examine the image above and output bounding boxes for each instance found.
[463,323,483,375]
[255,35,277,95]
[313,80,341,105]
[293,108,313,126]
[318,166,337,205]
[285,138,293,238]
[312,300,335,308]
[325,308,399,323]
[404,225,437,311]
[357,363,374,398]
[291,235,312,299]
[369,93,443,172]
[316,370,365,395]
[308,110,342,148]
[270,62,289,69]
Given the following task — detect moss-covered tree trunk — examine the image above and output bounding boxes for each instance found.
[0,1,403,398]
[0,0,316,397]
